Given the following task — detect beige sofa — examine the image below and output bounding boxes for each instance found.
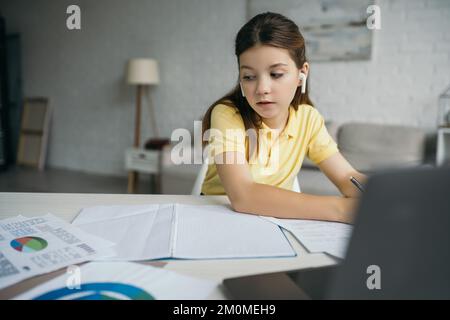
[298,122,427,195]
[161,122,427,196]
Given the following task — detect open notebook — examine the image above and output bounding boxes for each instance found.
[72,204,295,261]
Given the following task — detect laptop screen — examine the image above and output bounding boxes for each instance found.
[328,166,450,299]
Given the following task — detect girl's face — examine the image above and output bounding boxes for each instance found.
[239,44,307,127]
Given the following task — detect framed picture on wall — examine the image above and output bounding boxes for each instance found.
[247,0,374,62]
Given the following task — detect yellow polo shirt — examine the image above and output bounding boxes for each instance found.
[201,103,338,195]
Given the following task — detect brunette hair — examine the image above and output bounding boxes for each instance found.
[202,12,313,157]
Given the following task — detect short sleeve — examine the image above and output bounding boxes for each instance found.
[306,109,339,164]
[207,104,246,157]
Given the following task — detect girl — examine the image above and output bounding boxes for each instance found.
[201,12,366,224]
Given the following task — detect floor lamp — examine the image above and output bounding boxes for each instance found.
[126,58,160,193]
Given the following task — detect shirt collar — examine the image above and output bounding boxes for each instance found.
[260,106,296,139]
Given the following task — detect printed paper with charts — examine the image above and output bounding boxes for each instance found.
[14,261,216,300]
[0,214,115,290]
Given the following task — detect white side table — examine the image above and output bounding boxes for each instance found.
[436,127,450,166]
[125,148,162,193]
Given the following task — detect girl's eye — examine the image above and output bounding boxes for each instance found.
[242,74,283,81]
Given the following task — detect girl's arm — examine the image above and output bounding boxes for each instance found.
[317,152,368,198]
[216,152,358,224]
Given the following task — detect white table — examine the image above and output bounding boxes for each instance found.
[0,192,338,299]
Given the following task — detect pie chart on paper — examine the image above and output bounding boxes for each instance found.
[10,236,48,253]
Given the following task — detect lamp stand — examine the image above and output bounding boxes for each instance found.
[134,85,143,147]
[146,87,158,138]
[127,85,143,193]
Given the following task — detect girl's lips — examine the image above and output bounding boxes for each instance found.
[257,102,275,107]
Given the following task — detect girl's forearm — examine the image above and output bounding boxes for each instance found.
[231,183,356,223]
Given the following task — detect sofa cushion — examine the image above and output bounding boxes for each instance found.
[297,169,340,196]
[338,122,426,172]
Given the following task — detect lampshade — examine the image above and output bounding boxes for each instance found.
[126,58,160,85]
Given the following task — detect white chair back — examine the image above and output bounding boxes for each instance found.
[191,159,210,195]
[292,176,301,193]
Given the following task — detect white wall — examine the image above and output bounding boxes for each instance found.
[1,0,449,175]
[1,0,244,175]
[311,0,450,127]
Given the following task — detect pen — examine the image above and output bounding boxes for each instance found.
[349,176,364,193]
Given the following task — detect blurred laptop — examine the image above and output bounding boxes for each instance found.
[223,166,450,299]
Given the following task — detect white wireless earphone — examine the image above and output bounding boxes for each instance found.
[240,82,245,97]
[299,72,307,94]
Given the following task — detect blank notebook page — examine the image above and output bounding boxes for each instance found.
[172,204,295,259]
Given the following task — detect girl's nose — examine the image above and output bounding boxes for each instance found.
[255,77,271,95]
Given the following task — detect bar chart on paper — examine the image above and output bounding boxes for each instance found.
[10,237,48,253]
